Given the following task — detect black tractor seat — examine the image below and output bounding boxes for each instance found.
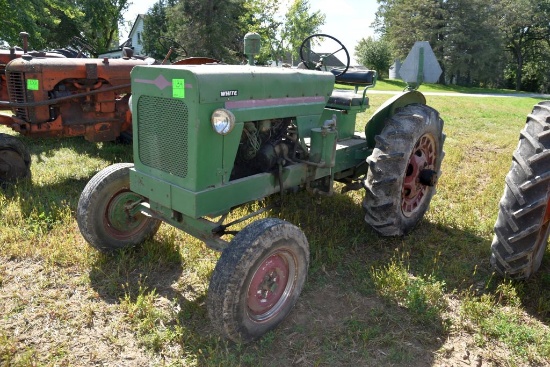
[326,68,375,108]
[331,68,375,86]
[328,90,367,107]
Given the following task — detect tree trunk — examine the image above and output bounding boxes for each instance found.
[515,52,523,92]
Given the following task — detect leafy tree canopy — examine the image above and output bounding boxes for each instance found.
[355,36,392,79]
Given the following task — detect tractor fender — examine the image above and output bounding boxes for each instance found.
[364,90,426,149]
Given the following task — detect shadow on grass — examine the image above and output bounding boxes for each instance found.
[21,134,133,166]
[0,133,132,222]
[86,240,235,364]
[88,239,185,304]
[0,129,132,185]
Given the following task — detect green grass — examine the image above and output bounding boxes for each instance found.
[1,86,550,366]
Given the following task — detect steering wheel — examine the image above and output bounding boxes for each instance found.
[299,34,350,77]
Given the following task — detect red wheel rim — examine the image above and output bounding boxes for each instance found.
[103,189,150,240]
[402,134,437,217]
[247,250,296,322]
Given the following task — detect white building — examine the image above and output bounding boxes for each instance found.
[98,14,145,59]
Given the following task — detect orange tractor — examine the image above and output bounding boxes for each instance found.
[0,32,87,102]
[0,32,219,185]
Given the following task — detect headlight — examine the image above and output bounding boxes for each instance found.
[128,95,133,114]
[211,109,235,135]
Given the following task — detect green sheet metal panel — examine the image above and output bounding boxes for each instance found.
[130,64,335,193]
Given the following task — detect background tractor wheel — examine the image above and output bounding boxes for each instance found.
[492,101,550,279]
[77,163,161,253]
[363,104,445,236]
[207,218,309,343]
[0,133,31,184]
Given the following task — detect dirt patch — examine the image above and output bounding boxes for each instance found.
[1,257,547,366]
[1,258,157,366]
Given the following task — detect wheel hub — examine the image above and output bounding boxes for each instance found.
[247,253,291,320]
[402,134,437,217]
[104,189,149,238]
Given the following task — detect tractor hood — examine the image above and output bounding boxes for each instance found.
[6,57,152,89]
[129,64,336,196]
[132,64,335,105]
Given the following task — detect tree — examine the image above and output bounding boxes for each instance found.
[0,0,82,50]
[443,0,503,87]
[520,43,550,93]
[166,0,247,63]
[143,0,178,61]
[238,0,325,66]
[240,0,283,65]
[375,0,446,59]
[496,0,550,91]
[375,0,447,83]
[374,0,550,90]
[79,0,130,55]
[283,0,325,64]
[355,37,392,79]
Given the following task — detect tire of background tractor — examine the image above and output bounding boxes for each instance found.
[363,104,445,236]
[491,101,550,279]
[77,163,161,253]
[207,218,309,343]
[0,133,31,184]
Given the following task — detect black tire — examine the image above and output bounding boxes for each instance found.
[77,163,161,253]
[207,218,309,343]
[491,101,550,279]
[363,104,445,236]
[0,133,31,184]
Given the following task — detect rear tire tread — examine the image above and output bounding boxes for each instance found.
[491,101,550,279]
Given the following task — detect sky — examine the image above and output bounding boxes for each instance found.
[121,0,379,64]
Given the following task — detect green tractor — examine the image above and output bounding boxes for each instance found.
[77,34,445,342]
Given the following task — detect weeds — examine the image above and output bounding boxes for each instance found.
[371,252,448,330]
[460,282,550,364]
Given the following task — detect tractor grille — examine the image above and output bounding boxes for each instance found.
[7,71,30,121]
[137,95,189,178]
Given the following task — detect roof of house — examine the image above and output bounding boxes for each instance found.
[129,14,145,38]
[120,14,145,48]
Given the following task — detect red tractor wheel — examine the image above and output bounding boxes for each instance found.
[492,101,550,279]
[207,218,309,343]
[77,163,161,253]
[363,104,445,236]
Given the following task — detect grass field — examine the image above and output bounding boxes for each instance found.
[1,86,550,366]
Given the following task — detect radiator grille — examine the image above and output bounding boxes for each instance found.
[7,71,29,120]
[137,95,189,178]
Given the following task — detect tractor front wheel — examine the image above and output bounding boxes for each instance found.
[363,104,445,236]
[77,163,161,253]
[492,101,550,279]
[207,218,309,343]
[0,133,31,184]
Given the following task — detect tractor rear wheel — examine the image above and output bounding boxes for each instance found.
[491,101,550,279]
[207,218,309,343]
[363,104,445,236]
[0,133,31,184]
[77,163,161,253]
